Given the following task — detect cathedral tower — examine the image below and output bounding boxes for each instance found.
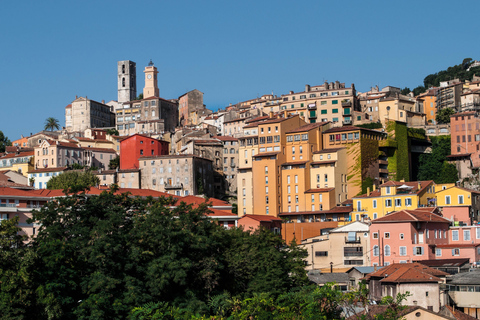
[143,60,159,98]
[118,60,137,103]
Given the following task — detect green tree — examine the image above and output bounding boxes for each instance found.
[46,170,100,191]
[417,135,457,183]
[0,130,11,153]
[108,156,120,169]
[412,85,426,96]
[436,108,455,124]
[105,128,119,136]
[44,117,60,132]
[400,87,411,95]
[0,216,36,319]
[135,93,144,100]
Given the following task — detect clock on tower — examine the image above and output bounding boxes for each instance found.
[143,60,159,98]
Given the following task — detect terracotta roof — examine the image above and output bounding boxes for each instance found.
[191,139,223,145]
[252,152,280,158]
[83,147,117,153]
[376,180,433,195]
[212,135,238,142]
[443,306,478,320]
[311,160,336,165]
[285,122,329,133]
[436,185,480,195]
[0,151,34,159]
[447,153,471,158]
[364,262,448,283]
[414,258,470,268]
[28,167,68,173]
[245,115,269,124]
[304,188,335,193]
[372,209,450,224]
[205,208,238,217]
[279,205,352,216]
[323,126,383,134]
[174,195,230,208]
[312,147,345,154]
[240,214,282,222]
[281,161,308,166]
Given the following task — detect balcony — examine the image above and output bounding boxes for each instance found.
[345,236,361,244]
[230,163,236,168]
[165,184,182,190]
[343,119,352,125]
[378,159,388,165]
[379,168,389,174]
[353,207,368,212]
[341,101,352,107]
[307,104,317,110]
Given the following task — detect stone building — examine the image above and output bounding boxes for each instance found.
[178,89,205,126]
[66,97,115,132]
[139,154,214,197]
[214,136,238,195]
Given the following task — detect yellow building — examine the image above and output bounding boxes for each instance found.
[378,96,425,126]
[351,180,436,221]
[0,151,35,177]
[436,186,480,224]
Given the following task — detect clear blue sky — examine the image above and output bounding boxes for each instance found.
[1,0,479,141]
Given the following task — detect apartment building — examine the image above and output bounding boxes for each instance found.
[450,111,480,168]
[27,167,68,189]
[322,126,387,198]
[139,154,214,197]
[178,89,205,126]
[300,221,371,270]
[378,96,425,126]
[119,134,169,170]
[279,82,359,125]
[417,88,439,124]
[436,186,480,225]
[34,140,85,169]
[351,180,436,221]
[436,80,463,111]
[0,150,34,177]
[214,135,238,195]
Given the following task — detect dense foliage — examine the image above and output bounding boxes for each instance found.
[436,108,456,124]
[417,135,458,183]
[46,170,100,191]
[0,130,11,153]
[108,156,120,169]
[355,122,383,130]
[0,190,311,319]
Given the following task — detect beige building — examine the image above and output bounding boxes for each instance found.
[139,154,214,197]
[378,96,425,126]
[117,169,141,189]
[83,147,117,170]
[214,136,238,195]
[279,82,358,126]
[34,140,84,169]
[65,97,115,132]
[300,221,371,270]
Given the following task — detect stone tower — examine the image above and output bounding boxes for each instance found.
[143,60,159,98]
[118,60,137,103]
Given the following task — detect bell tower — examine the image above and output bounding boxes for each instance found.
[143,60,159,98]
[117,60,136,103]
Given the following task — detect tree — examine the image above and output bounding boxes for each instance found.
[400,87,411,95]
[436,108,455,124]
[46,170,100,191]
[412,85,426,96]
[0,130,11,153]
[44,117,60,132]
[105,128,119,136]
[438,161,459,184]
[135,93,144,100]
[417,135,458,183]
[108,156,120,170]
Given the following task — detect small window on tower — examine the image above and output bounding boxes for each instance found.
[122,77,125,87]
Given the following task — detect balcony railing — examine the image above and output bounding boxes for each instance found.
[0,204,16,208]
[341,101,352,107]
[165,184,182,190]
[345,237,361,244]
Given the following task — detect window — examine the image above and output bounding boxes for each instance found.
[315,251,328,257]
[436,248,442,256]
[452,230,459,241]
[386,186,391,194]
[464,229,471,241]
[405,198,412,206]
[332,100,338,105]
[373,200,377,208]
[458,195,464,204]
[384,232,390,239]
[399,233,404,240]
[265,196,269,204]
[373,232,378,239]
[385,199,392,207]
[445,195,451,205]
[373,245,379,256]
[384,245,391,256]
[477,228,480,239]
[399,246,407,256]
[414,247,423,255]
[394,199,401,207]
[452,248,460,256]
[265,186,268,194]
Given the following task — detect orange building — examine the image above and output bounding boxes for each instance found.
[417,88,438,124]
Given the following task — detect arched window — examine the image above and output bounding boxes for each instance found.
[385,245,391,256]
[122,77,125,87]
[373,245,379,256]
[122,65,125,74]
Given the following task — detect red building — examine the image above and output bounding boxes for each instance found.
[120,134,169,170]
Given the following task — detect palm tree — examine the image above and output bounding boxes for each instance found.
[44,117,60,131]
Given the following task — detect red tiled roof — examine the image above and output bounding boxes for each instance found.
[240,214,282,222]
[324,126,377,134]
[252,152,280,158]
[304,188,335,193]
[312,147,345,154]
[311,160,336,165]
[285,122,329,133]
[28,167,68,173]
[447,153,471,158]
[372,209,450,224]
[0,151,34,159]
[83,147,117,153]
[365,262,448,283]
[213,135,238,142]
[279,205,352,216]
[206,208,238,217]
[174,195,230,208]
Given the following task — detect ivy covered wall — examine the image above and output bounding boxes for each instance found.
[384,121,410,182]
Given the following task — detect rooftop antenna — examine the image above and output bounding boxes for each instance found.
[148,59,154,66]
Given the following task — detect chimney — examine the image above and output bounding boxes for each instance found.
[305,84,310,92]
[269,111,274,118]
[76,95,78,99]
[400,179,405,183]
[367,187,370,195]
[373,184,376,191]
[283,110,288,118]
[374,265,377,272]
[418,182,421,190]
[289,91,294,95]
[102,100,105,104]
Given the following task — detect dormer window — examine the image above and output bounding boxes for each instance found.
[386,186,391,194]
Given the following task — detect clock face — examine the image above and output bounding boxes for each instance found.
[147,74,152,79]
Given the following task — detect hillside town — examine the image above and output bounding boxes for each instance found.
[3,58,480,319]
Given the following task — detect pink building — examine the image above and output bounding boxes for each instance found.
[238,214,282,234]
[369,208,451,266]
[440,225,480,266]
[450,111,480,168]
